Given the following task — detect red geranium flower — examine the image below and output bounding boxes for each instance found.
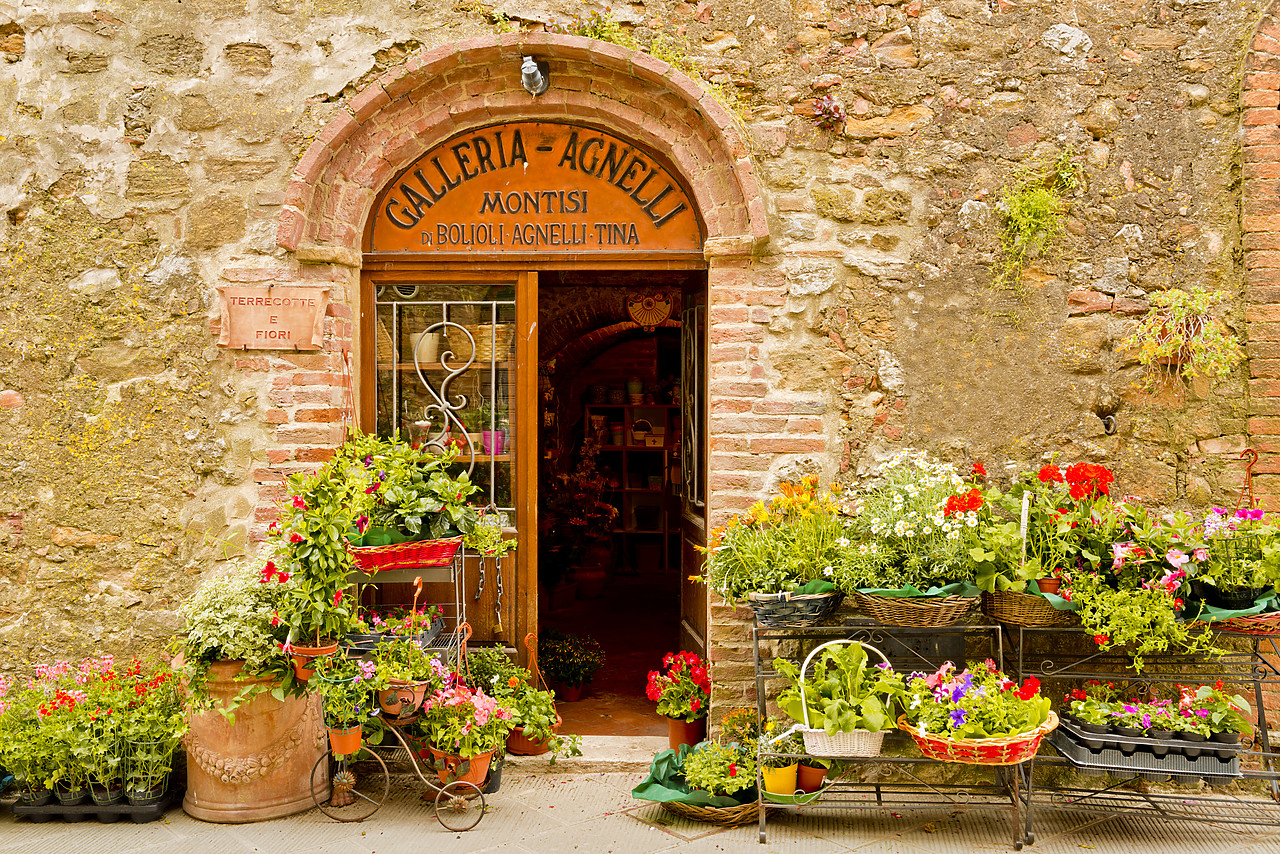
[1093,634,1110,646]
[1037,465,1064,484]
[292,496,307,510]
[1015,676,1041,701]
[972,462,987,480]
[289,532,304,543]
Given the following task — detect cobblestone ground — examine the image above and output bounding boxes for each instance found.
[4,771,1280,854]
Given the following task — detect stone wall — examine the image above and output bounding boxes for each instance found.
[0,0,1270,684]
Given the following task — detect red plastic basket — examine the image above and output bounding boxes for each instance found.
[1212,612,1280,635]
[347,536,462,572]
[897,712,1058,766]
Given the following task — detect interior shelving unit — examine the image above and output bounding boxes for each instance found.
[582,401,679,573]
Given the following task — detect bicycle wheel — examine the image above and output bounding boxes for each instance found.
[433,780,485,831]
[310,745,390,822]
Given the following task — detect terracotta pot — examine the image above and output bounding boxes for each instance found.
[328,725,362,756]
[761,763,798,796]
[1036,577,1062,595]
[290,640,339,681]
[506,714,563,756]
[422,745,494,786]
[183,660,329,823]
[575,566,607,599]
[667,715,707,750]
[377,680,428,717]
[796,763,828,793]
[557,682,585,702]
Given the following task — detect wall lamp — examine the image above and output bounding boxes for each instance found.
[521,56,549,96]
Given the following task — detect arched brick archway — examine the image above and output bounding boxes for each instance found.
[1243,6,1280,509]
[275,33,768,260]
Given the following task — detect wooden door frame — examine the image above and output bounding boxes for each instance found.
[358,261,709,660]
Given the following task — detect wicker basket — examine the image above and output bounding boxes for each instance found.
[746,591,845,628]
[348,536,462,572]
[850,589,978,627]
[795,640,890,758]
[801,727,885,759]
[661,799,760,827]
[1212,612,1280,635]
[982,590,1078,628]
[897,712,1059,766]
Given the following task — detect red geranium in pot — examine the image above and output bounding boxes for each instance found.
[646,651,712,750]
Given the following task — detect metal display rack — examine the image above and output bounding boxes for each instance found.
[351,554,468,661]
[1002,624,1280,830]
[752,619,1037,849]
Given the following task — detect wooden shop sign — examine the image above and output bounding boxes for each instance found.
[216,286,330,350]
[368,122,703,255]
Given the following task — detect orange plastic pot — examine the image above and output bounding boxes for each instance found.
[328,725,362,756]
[666,716,707,750]
[289,640,338,681]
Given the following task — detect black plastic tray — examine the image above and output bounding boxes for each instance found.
[9,786,182,824]
[1056,717,1242,759]
[1050,727,1240,785]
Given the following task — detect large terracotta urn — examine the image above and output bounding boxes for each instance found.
[183,660,329,822]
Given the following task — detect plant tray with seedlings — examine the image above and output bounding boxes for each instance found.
[342,620,443,654]
[1050,723,1240,785]
[10,785,182,824]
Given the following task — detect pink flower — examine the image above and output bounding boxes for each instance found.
[1165,549,1189,571]
[292,496,307,510]
[1193,548,1209,562]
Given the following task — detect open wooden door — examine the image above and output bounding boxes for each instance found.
[678,281,708,655]
[356,270,538,651]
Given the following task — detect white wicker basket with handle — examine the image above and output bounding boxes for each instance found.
[797,639,891,758]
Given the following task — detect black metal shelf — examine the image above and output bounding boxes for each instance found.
[751,618,1034,849]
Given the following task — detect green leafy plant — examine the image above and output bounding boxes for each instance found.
[1124,286,1242,387]
[313,654,378,731]
[774,643,905,735]
[417,682,515,759]
[370,637,445,686]
[537,629,605,688]
[993,149,1079,293]
[464,509,518,558]
[682,740,756,798]
[467,647,581,760]
[175,561,295,712]
[701,474,848,600]
[758,718,804,768]
[1182,682,1252,736]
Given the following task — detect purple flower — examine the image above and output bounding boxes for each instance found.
[1195,708,1209,718]
[949,709,967,728]
[951,683,968,702]
[875,662,892,671]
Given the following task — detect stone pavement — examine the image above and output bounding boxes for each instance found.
[5,741,1280,854]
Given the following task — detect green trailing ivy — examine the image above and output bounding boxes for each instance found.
[993,149,1079,293]
[1124,286,1242,388]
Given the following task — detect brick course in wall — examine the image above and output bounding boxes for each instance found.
[1247,6,1280,510]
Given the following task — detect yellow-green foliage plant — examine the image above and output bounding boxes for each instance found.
[1124,286,1242,388]
[994,149,1080,293]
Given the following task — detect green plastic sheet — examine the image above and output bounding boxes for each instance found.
[630,744,757,807]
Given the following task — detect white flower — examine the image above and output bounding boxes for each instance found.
[836,537,850,548]
[910,695,922,709]
[823,566,833,577]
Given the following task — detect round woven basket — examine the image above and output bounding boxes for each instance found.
[661,799,760,827]
[897,712,1058,766]
[982,590,1078,628]
[746,591,845,628]
[850,590,977,627]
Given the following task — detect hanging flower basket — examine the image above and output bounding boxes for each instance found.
[897,712,1058,766]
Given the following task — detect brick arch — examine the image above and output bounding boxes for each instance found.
[1243,6,1280,509]
[550,319,680,377]
[275,33,768,259]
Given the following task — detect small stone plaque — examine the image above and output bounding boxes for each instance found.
[216,286,330,350]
